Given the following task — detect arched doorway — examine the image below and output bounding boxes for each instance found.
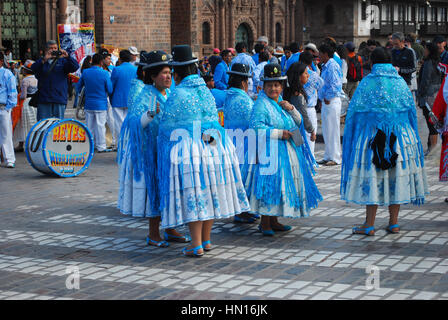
[235,23,253,51]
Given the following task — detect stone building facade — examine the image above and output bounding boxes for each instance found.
[303,0,448,47]
[2,0,448,61]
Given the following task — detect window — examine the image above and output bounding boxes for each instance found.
[361,1,367,21]
[385,4,392,22]
[202,22,211,44]
[419,6,426,22]
[275,23,282,45]
[324,4,335,25]
[442,7,448,22]
[398,5,405,22]
[432,7,438,22]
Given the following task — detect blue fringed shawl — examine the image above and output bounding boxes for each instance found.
[157,74,239,211]
[340,64,425,203]
[244,91,321,210]
[117,80,170,213]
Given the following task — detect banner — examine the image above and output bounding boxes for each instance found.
[57,23,96,65]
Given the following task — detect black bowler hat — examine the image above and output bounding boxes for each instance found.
[261,63,287,81]
[227,63,252,77]
[169,45,198,66]
[139,50,171,70]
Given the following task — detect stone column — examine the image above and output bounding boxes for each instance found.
[229,0,235,48]
[295,0,304,45]
[270,0,275,45]
[261,0,268,37]
[290,0,296,42]
[219,0,226,49]
[86,0,95,23]
[58,0,68,24]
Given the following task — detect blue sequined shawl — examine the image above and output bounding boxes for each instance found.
[244,91,321,210]
[224,87,254,130]
[157,74,228,211]
[341,63,425,196]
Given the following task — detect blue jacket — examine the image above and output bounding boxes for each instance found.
[78,66,113,111]
[31,56,79,105]
[211,88,226,109]
[213,61,230,90]
[252,53,259,65]
[110,62,137,108]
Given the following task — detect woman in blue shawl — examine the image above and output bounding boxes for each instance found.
[242,63,322,236]
[341,47,429,236]
[117,51,190,247]
[158,45,250,257]
[223,63,258,224]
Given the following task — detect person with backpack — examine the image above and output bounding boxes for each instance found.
[344,42,363,99]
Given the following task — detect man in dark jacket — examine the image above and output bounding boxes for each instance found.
[391,32,416,87]
[31,40,79,121]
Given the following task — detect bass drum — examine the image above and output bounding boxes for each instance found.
[25,118,94,177]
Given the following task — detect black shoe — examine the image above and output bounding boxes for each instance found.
[317,159,329,165]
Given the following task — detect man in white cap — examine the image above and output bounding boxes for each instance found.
[128,46,139,66]
[304,43,321,75]
[257,36,269,47]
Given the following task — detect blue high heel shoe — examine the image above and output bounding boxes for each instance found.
[164,231,192,243]
[146,236,169,247]
[202,240,212,252]
[352,225,375,236]
[182,245,204,257]
[385,224,400,234]
[271,224,292,232]
[258,225,275,236]
[234,215,256,224]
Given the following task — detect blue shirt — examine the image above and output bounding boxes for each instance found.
[285,52,301,73]
[304,68,324,107]
[280,55,288,74]
[110,62,137,108]
[318,58,343,101]
[214,61,230,90]
[252,53,259,65]
[211,88,227,109]
[0,67,17,110]
[253,61,268,93]
[78,66,113,111]
[333,54,343,69]
[231,53,256,74]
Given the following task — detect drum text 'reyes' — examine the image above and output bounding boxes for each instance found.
[52,123,87,143]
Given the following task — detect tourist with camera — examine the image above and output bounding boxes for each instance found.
[31,40,79,121]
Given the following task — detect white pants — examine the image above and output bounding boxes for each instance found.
[305,107,318,156]
[321,97,342,164]
[0,108,15,164]
[111,107,127,145]
[85,110,108,151]
[106,99,116,146]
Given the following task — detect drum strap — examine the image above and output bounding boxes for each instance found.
[30,120,51,152]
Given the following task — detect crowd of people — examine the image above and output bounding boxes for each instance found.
[1,31,447,256]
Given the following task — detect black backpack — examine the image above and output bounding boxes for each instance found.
[347,55,363,82]
[369,129,398,171]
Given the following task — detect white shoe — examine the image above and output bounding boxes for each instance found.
[6,162,15,168]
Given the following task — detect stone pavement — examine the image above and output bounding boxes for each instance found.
[0,106,447,301]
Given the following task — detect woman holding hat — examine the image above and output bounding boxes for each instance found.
[12,60,37,152]
[242,63,322,236]
[158,45,250,257]
[118,50,190,248]
[224,63,258,224]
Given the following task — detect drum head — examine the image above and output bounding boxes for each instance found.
[43,119,94,177]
